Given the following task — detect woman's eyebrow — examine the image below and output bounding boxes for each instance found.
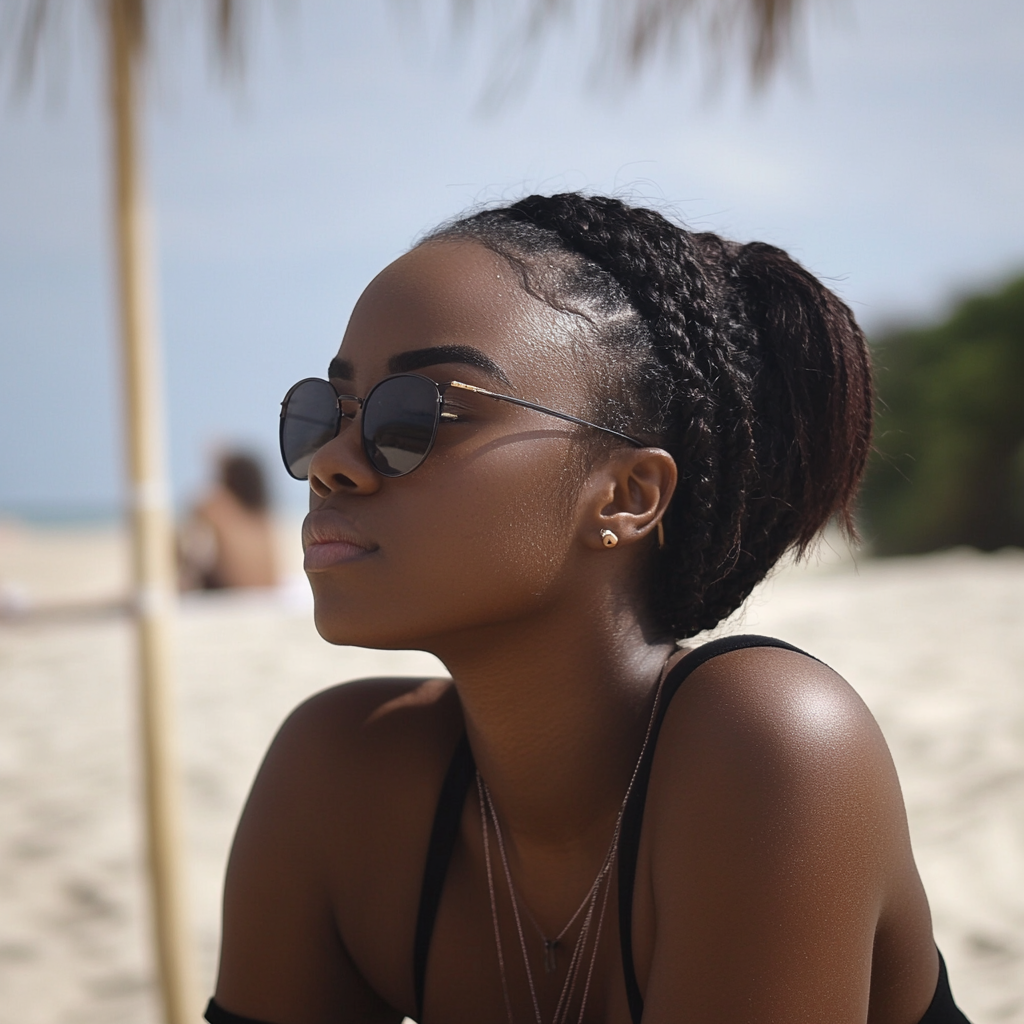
[388,346,512,388]
[328,356,354,380]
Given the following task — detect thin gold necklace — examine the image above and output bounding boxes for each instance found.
[517,861,610,974]
[476,665,669,1024]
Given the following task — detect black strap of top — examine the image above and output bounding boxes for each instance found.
[919,952,972,1024]
[413,732,476,1021]
[204,999,275,1024]
[617,634,813,1024]
[205,736,474,1024]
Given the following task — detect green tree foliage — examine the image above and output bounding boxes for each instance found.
[861,275,1024,555]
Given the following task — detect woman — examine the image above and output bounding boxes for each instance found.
[205,194,970,1023]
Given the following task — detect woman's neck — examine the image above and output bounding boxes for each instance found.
[428,593,675,856]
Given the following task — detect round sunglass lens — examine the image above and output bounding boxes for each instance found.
[362,375,439,477]
[280,379,341,479]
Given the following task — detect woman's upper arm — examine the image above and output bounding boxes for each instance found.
[214,687,405,1024]
[639,648,915,1024]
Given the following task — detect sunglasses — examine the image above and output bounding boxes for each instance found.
[279,372,645,480]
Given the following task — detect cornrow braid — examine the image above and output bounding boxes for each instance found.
[425,193,872,639]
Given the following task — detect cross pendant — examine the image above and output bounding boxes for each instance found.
[543,938,559,973]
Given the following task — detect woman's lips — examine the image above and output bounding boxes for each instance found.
[302,511,377,571]
[304,540,375,571]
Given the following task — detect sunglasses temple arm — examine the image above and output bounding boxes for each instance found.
[446,381,645,448]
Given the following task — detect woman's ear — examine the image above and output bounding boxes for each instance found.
[579,448,677,551]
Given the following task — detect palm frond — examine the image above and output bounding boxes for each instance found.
[4,0,246,92]
[6,0,800,97]
[430,0,803,109]
[537,0,801,84]
[5,0,60,92]
[211,0,245,75]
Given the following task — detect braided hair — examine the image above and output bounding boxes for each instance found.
[425,193,873,640]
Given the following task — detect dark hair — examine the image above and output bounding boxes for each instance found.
[426,193,873,640]
[220,452,270,512]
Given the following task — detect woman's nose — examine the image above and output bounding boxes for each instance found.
[307,421,380,499]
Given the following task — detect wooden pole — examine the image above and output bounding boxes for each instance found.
[107,3,197,1023]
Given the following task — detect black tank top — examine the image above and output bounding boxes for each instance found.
[203,635,971,1024]
[409,635,972,1024]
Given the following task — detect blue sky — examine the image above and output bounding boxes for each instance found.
[1,0,1023,517]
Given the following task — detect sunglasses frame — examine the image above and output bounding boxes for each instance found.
[279,372,646,481]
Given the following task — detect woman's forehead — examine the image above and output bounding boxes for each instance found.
[337,239,572,383]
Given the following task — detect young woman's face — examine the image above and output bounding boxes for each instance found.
[303,239,608,651]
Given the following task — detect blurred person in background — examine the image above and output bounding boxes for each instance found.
[179,450,279,590]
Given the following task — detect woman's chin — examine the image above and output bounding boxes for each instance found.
[312,612,370,648]
[311,605,416,651]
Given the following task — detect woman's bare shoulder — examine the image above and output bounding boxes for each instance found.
[649,644,906,854]
[636,644,935,1023]
[252,673,464,844]
[275,674,462,759]
[218,675,463,1021]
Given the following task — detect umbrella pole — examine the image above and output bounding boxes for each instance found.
[108,4,197,1023]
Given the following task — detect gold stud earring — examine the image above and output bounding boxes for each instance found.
[656,520,666,549]
[600,529,618,548]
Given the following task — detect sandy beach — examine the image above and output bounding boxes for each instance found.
[0,521,1021,1024]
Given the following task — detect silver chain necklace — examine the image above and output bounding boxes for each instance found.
[476,665,669,1024]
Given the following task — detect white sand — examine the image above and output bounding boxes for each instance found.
[0,522,1021,1024]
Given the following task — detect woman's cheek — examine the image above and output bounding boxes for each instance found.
[309,443,579,646]
[455,455,578,601]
